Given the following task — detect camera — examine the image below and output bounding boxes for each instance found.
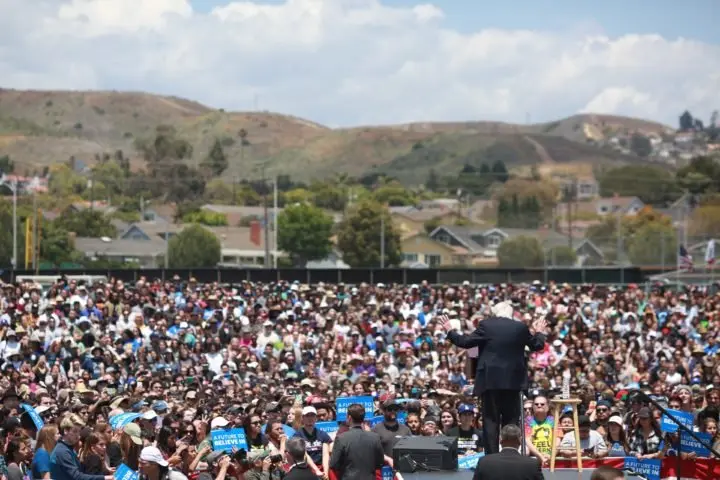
[269,454,283,463]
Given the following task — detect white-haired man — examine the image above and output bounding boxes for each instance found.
[441,301,547,455]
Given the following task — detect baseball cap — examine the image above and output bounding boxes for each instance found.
[302,406,317,416]
[211,416,230,429]
[457,404,474,414]
[124,423,143,445]
[608,416,623,426]
[140,446,168,467]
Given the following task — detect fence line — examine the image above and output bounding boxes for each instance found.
[2,267,681,285]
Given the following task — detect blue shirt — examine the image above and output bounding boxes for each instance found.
[32,448,51,479]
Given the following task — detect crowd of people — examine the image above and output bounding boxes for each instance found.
[0,275,719,480]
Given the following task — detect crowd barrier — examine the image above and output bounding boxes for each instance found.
[553,458,719,479]
[1,266,674,285]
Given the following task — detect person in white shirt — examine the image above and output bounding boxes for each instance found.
[256,320,280,351]
[559,415,608,459]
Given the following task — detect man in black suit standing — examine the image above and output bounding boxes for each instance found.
[441,301,546,454]
[474,424,544,480]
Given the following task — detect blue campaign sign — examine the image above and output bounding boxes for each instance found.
[397,412,407,424]
[660,408,694,433]
[114,464,139,480]
[211,428,248,452]
[20,403,44,430]
[109,413,142,430]
[262,423,296,438]
[623,457,661,480]
[368,416,384,427]
[335,396,374,422]
[316,421,339,435]
[680,431,712,457]
[458,453,484,470]
[381,465,394,480]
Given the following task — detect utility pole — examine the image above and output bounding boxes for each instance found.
[32,192,39,272]
[615,192,623,266]
[273,176,278,269]
[89,172,95,212]
[380,204,386,269]
[262,167,270,268]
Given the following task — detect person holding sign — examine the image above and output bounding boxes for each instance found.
[441,304,547,454]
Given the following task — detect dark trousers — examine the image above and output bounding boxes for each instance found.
[481,389,522,454]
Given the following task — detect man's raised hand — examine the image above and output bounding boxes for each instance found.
[439,314,453,332]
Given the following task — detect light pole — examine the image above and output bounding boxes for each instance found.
[0,176,17,270]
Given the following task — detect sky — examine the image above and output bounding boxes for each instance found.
[1,0,719,127]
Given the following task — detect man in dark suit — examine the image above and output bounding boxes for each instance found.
[473,424,544,480]
[330,403,385,480]
[441,302,546,454]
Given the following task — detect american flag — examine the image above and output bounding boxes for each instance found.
[679,244,694,271]
[706,239,716,265]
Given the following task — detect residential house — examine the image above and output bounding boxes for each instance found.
[117,221,283,267]
[557,176,599,200]
[0,174,49,194]
[389,206,467,237]
[594,196,645,216]
[68,201,117,216]
[429,226,604,265]
[73,236,166,268]
[400,233,470,267]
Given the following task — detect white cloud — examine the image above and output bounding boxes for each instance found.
[0,0,719,127]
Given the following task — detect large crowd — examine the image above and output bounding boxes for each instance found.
[0,275,719,480]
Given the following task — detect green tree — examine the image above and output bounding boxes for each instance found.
[627,223,677,266]
[55,209,117,238]
[0,155,14,174]
[679,110,694,131]
[372,183,416,206]
[182,210,228,226]
[337,200,401,267]
[201,139,228,177]
[424,217,441,235]
[490,159,509,183]
[598,165,679,204]
[309,181,346,211]
[135,125,204,202]
[277,203,334,266]
[547,246,577,266]
[48,164,87,198]
[497,236,544,267]
[629,133,652,157]
[677,156,720,194]
[426,169,440,192]
[41,222,82,266]
[168,225,221,268]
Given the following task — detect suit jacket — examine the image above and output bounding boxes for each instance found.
[329,426,385,480]
[473,448,544,480]
[448,316,545,394]
[285,463,321,480]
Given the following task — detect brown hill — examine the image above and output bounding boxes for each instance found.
[0,88,672,181]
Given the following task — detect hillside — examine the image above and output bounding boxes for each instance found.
[0,88,673,181]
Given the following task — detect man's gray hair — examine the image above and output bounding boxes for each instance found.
[286,437,307,462]
[500,424,522,444]
[492,301,514,319]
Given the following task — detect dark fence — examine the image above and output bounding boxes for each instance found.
[1,267,676,285]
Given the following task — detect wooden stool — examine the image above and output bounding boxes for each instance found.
[549,397,583,472]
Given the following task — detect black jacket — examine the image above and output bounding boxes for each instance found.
[448,316,545,394]
[330,427,385,480]
[473,449,544,480]
[284,463,319,480]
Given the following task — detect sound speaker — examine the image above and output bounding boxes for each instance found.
[392,435,458,473]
